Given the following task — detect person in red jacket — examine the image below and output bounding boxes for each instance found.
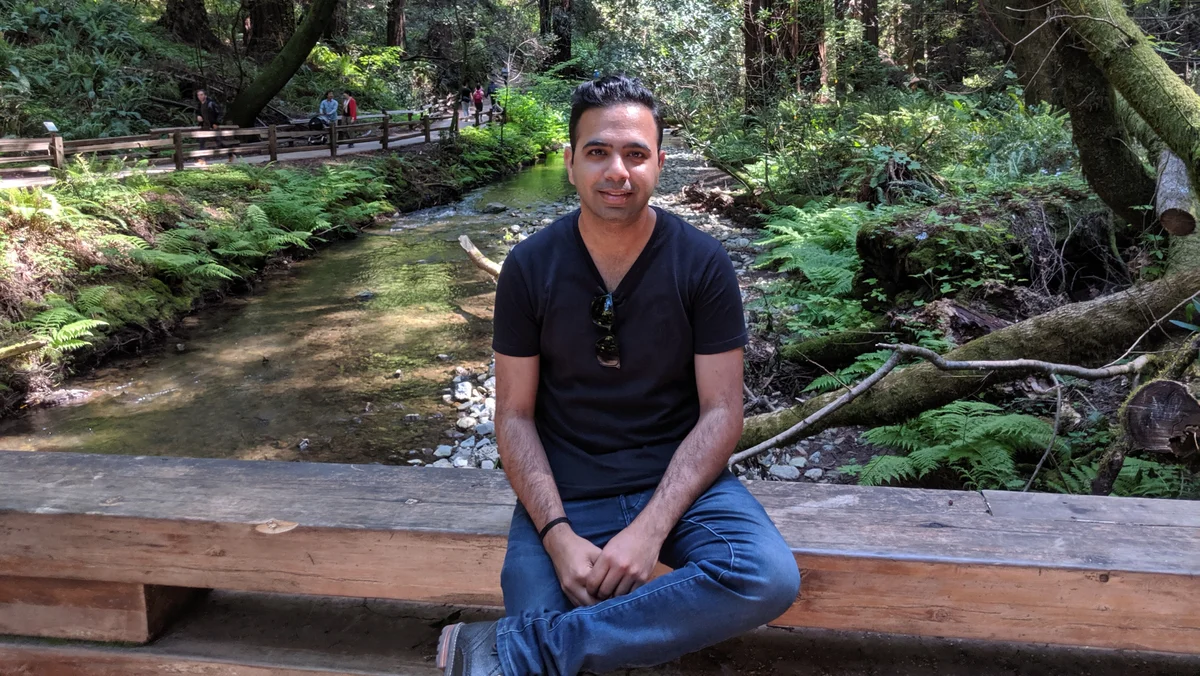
[342,90,358,146]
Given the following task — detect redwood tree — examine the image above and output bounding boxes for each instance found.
[247,0,295,53]
[158,0,220,48]
[386,0,407,49]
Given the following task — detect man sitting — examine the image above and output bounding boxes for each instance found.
[436,75,800,676]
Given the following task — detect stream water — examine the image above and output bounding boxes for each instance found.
[0,153,575,464]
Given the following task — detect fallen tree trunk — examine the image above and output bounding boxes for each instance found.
[738,268,1200,449]
[1157,150,1198,236]
[0,341,45,362]
[459,235,501,279]
[779,322,888,370]
[1058,0,1200,184]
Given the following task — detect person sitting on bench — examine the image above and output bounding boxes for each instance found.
[436,75,801,676]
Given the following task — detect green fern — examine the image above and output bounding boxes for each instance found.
[852,401,1057,489]
[15,295,107,358]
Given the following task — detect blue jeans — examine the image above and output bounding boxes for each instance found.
[497,471,801,675]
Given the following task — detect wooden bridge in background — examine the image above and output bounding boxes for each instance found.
[0,101,500,189]
[0,450,1197,674]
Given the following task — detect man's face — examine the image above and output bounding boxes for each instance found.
[564,103,665,226]
[197,91,206,103]
[326,93,334,100]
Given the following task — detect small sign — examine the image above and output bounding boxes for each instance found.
[43,121,58,133]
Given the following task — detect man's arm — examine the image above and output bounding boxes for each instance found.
[495,353,602,607]
[585,348,744,600]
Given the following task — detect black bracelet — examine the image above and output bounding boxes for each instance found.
[538,516,572,542]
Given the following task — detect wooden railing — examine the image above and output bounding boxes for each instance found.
[0,104,501,180]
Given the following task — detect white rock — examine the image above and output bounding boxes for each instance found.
[808,451,822,464]
[452,455,471,468]
[434,445,454,458]
[460,435,477,449]
[475,421,495,436]
[407,459,424,465]
[804,468,825,480]
[481,460,496,470]
[789,456,808,468]
[454,381,474,401]
[432,459,453,468]
[456,416,477,430]
[484,376,496,390]
[768,464,801,480]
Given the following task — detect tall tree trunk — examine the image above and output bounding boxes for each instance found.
[979,0,1062,107]
[324,1,349,47]
[386,0,406,49]
[226,0,341,126]
[744,0,769,111]
[1056,38,1156,228]
[538,0,552,36]
[549,0,573,65]
[1059,0,1200,185]
[158,0,220,49]
[816,0,835,101]
[862,0,878,47]
[247,0,295,54]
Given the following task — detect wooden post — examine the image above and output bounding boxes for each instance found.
[329,120,337,157]
[381,115,390,150]
[173,132,184,171]
[268,125,278,162]
[423,115,431,143]
[49,135,64,169]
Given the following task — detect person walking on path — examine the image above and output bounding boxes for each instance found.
[461,85,473,117]
[472,85,485,122]
[435,75,800,676]
[342,90,358,147]
[486,80,497,105]
[194,89,224,154]
[319,91,339,125]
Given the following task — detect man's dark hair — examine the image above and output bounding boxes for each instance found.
[569,75,663,152]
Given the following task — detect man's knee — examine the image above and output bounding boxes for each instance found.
[723,536,800,623]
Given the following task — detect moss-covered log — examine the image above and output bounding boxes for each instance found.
[739,268,1200,449]
[1059,0,1200,185]
[1158,150,1198,236]
[779,321,888,369]
[225,0,341,127]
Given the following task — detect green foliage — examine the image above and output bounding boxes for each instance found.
[848,401,1059,490]
[1051,457,1196,499]
[751,199,882,335]
[16,294,107,359]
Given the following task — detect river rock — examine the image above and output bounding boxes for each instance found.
[437,354,451,361]
[484,376,496,391]
[452,454,472,468]
[354,290,376,301]
[475,421,495,436]
[804,468,824,480]
[768,464,800,481]
[789,456,808,468]
[456,416,477,430]
[460,435,477,449]
[808,451,822,464]
[454,380,474,401]
[404,413,421,422]
[481,202,509,214]
[481,460,496,470]
[407,459,424,465]
[432,459,453,468]
[434,445,454,458]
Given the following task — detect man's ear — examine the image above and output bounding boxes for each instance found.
[564,145,576,186]
[657,149,666,170]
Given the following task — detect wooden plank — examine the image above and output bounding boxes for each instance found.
[268,126,278,162]
[275,129,325,139]
[0,138,51,152]
[0,576,198,642]
[182,129,267,140]
[63,135,157,150]
[982,489,1200,527]
[66,139,176,154]
[50,136,64,169]
[329,121,337,157]
[173,132,184,171]
[0,155,49,166]
[778,554,1200,653]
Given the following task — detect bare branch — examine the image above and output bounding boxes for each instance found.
[458,235,502,280]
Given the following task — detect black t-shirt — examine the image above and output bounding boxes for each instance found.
[492,207,747,500]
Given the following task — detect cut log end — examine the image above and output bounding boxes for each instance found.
[1161,208,1197,237]
[1124,380,1200,456]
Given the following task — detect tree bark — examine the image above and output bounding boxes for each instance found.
[158,0,220,49]
[739,267,1200,449]
[386,0,406,49]
[549,0,573,65]
[226,0,341,127]
[324,0,349,47]
[979,0,1063,107]
[1157,150,1198,236]
[1059,0,1200,186]
[247,0,295,54]
[743,0,770,111]
[1055,38,1156,228]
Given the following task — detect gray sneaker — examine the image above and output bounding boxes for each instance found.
[436,620,503,676]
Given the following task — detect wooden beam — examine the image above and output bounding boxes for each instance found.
[2,453,1200,653]
[0,576,200,643]
[268,125,278,163]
